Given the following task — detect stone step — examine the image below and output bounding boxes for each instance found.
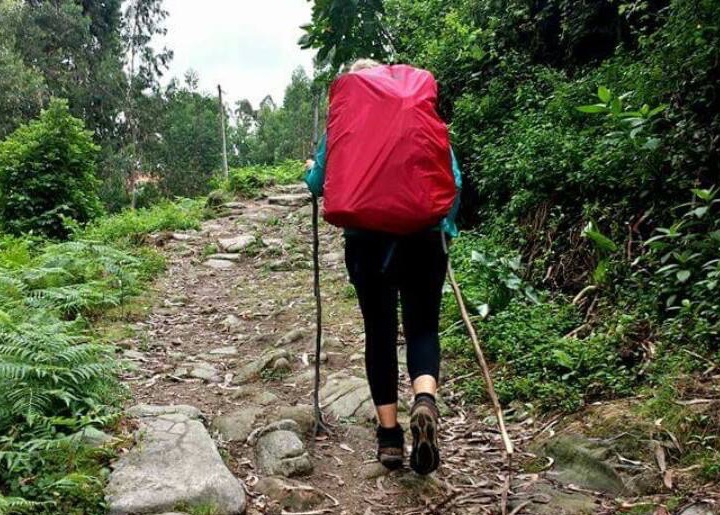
[274,183,308,195]
[106,405,246,515]
[267,193,311,208]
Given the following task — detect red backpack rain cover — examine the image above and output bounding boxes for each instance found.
[323,65,456,234]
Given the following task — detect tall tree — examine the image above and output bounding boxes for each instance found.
[3,0,125,137]
[0,4,46,139]
[121,0,173,206]
[148,73,224,197]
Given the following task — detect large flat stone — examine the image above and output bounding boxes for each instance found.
[542,436,627,495]
[107,412,245,514]
[511,483,598,515]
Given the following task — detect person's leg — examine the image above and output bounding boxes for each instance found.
[398,231,448,474]
[399,232,447,396]
[345,233,404,469]
[344,234,400,426]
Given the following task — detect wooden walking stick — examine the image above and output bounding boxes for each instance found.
[310,88,330,438]
[444,243,514,457]
[446,261,514,454]
[445,251,514,514]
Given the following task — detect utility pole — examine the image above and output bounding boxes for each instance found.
[311,89,320,154]
[218,84,229,179]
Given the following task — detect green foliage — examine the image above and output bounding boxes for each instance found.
[222,161,306,198]
[385,0,719,424]
[0,99,103,239]
[0,25,46,140]
[449,234,539,315]
[639,187,720,344]
[145,74,223,198]
[79,199,203,244]
[445,235,635,411]
[299,0,389,76]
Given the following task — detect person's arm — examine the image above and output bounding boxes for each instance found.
[441,147,463,237]
[305,133,327,197]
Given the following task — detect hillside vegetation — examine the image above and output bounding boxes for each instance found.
[301,0,720,487]
[0,0,718,511]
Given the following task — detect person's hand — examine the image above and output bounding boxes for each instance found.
[305,159,315,170]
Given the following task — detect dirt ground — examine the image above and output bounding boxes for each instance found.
[117,185,651,515]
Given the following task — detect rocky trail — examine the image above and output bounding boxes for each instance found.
[104,185,716,515]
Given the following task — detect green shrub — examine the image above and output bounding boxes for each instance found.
[0,99,103,239]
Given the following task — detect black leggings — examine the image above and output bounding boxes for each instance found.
[345,231,448,406]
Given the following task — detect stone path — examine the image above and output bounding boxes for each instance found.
[106,184,716,515]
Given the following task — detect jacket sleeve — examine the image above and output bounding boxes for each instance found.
[441,147,463,237]
[304,133,327,197]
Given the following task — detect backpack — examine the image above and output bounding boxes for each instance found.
[323,65,456,234]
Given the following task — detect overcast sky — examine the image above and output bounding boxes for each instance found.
[158,0,315,109]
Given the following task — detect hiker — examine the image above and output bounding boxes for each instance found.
[305,59,461,475]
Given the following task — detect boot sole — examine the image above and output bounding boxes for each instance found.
[410,406,440,475]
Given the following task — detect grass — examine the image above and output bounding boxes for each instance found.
[217,160,305,198]
[78,198,204,244]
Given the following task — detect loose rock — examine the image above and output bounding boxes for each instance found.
[276,328,305,347]
[233,349,290,385]
[361,462,391,479]
[208,253,243,262]
[187,362,220,382]
[267,405,315,434]
[272,357,292,373]
[248,419,303,446]
[254,477,324,511]
[212,407,264,442]
[231,386,278,406]
[255,430,313,477]
[218,234,255,253]
[204,259,235,270]
[267,193,310,207]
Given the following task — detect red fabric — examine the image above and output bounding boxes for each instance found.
[324,65,456,234]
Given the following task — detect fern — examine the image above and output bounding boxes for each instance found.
[0,229,167,510]
[0,495,41,515]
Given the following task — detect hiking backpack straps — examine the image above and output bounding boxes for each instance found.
[323,65,457,235]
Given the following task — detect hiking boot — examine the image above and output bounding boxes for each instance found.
[376,424,404,470]
[409,395,440,475]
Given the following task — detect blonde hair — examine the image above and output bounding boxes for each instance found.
[349,58,382,72]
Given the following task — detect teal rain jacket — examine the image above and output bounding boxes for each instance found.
[305,134,462,237]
